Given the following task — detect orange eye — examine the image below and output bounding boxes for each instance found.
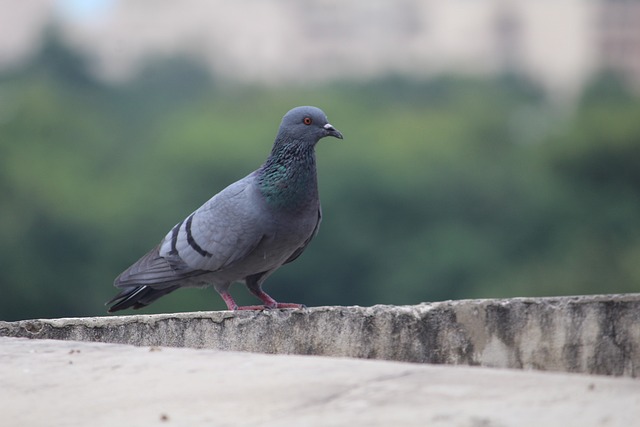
[303,117,313,125]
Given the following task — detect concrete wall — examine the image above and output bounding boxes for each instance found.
[2,294,639,377]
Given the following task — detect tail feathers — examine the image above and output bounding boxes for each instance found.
[106,285,180,313]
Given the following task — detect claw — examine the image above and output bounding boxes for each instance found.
[273,302,306,309]
[235,305,268,311]
[218,289,305,311]
[233,303,305,311]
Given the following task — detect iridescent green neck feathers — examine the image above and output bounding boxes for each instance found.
[257,137,318,210]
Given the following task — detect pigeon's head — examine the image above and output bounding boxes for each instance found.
[278,106,343,144]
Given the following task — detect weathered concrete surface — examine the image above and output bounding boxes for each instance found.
[1,294,639,377]
[2,337,639,427]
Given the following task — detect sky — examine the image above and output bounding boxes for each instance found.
[55,0,115,22]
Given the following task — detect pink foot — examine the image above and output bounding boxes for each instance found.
[271,302,306,309]
[235,304,268,311]
[218,289,305,311]
[235,302,306,311]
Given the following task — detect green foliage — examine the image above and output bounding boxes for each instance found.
[1,40,639,320]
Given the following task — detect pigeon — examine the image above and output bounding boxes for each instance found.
[107,106,343,313]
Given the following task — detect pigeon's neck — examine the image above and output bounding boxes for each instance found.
[258,137,318,211]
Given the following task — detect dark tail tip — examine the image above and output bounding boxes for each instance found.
[106,285,180,313]
[106,286,149,313]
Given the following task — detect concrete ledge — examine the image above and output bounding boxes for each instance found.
[2,336,639,427]
[2,294,639,377]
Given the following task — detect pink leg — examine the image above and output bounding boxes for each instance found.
[246,285,305,310]
[219,290,303,311]
[219,291,241,311]
[218,281,305,311]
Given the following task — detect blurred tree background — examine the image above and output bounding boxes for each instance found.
[1,36,639,321]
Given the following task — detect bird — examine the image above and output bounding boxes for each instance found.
[106,106,343,313]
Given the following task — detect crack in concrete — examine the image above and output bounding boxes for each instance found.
[284,369,418,415]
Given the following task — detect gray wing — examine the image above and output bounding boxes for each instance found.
[114,175,266,288]
[283,205,322,265]
[114,244,205,287]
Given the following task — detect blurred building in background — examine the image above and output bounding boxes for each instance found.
[596,0,640,92]
[1,0,639,97]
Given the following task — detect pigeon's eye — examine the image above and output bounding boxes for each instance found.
[303,117,313,125]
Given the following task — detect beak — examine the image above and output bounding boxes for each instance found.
[324,123,343,139]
